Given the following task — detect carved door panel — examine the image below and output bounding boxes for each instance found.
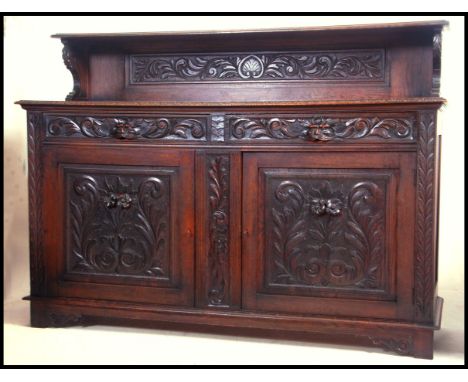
[243,152,416,319]
[43,147,194,306]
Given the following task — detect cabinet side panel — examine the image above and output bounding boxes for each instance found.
[27,112,46,296]
[434,134,442,288]
[414,110,438,322]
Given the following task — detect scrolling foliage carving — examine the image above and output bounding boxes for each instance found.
[47,116,207,140]
[130,50,384,83]
[268,178,386,290]
[230,116,414,142]
[414,111,437,321]
[369,336,414,356]
[62,42,85,100]
[67,172,170,278]
[206,155,230,306]
[27,112,45,295]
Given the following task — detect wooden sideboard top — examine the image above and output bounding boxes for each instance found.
[51,20,448,40]
[16,97,446,109]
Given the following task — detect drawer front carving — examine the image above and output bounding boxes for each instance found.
[43,113,416,144]
[264,170,392,297]
[46,115,208,140]
[129,50,385,83]
[65,168,172,281]
[227,114,415,142]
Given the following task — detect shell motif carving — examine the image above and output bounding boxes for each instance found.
[238,55,264,79]
[130,50,384,83]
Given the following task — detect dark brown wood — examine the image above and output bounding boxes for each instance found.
[195,150,242,309]
[42,147,195,305]
[242,152,415,319]
[18,21,445,360]
[51,20,448,39]
[27,112,46,296]
[26,295,443,359]
[16,97,445,109]
[414,110,438,322]
[46,21,447,103]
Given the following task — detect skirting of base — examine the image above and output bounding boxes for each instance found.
[26,295,443,359]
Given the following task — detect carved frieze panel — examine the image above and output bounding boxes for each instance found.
[263,170,393,297]
[46,115,208,140]
[228,115,415,142]
[65,166,173,280]
[129,50,385,83]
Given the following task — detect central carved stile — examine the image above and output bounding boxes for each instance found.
[206,155,230,306]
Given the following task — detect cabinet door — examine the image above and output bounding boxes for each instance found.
[243,152,415,320]
[43,146,194,306]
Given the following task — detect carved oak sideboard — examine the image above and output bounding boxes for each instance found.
[18,20,446,359]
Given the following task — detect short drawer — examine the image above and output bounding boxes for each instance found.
[224,112,417,144]
[44,113,210,141]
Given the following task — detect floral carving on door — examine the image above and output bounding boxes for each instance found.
[266,175,387,291]
[66,170,171,279]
